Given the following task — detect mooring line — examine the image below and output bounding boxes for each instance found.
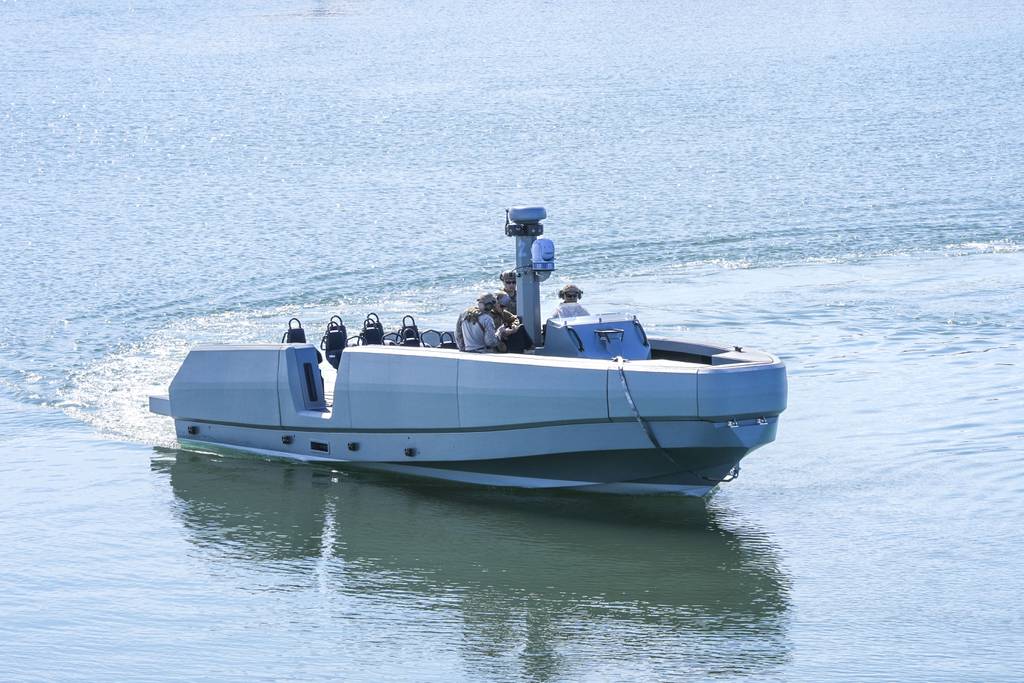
[612,356,739,485]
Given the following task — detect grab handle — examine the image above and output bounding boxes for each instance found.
[632,317,648,346]
[566,326,584,352]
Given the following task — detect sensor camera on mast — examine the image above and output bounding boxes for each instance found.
[505,206,555,345]
[505,206,547,236]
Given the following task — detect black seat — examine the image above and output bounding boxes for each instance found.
[399,315,421,347]
[359,313,384,345]
[320,315,347,369]
[419,330,442,348]
[439,331,459,350]
[281,317,307,344]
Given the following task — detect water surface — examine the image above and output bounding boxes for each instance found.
[1,0,1022,680]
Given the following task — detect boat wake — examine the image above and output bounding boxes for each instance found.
[54,299,471,445]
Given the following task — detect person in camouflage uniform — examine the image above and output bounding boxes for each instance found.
[482,292,522,352]
[492,292,520,330]
[499,269,517,315]
[455,292,502,352]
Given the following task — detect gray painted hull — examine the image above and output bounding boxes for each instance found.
[176,417,777,497]
[155,339,787,497]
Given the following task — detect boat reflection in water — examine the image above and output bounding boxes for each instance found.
[153,450,791,679]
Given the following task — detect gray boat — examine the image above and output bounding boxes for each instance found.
[150,207,787,496]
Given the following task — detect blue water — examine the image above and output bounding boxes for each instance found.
[1,0,1022,680]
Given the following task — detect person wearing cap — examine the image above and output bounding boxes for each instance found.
[550,283,589,319]
[483,292,521,352]
[492,292,520,331]
[499,269,517,315]
[494,291,534,352]
[456,292,503,352]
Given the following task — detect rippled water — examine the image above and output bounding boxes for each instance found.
[1,0,1022,680]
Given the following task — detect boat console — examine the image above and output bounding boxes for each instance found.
[538,314,651,360]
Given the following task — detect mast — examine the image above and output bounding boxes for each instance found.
[505,206,554,347]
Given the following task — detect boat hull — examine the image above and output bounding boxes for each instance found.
[174,416,778,497]
[154,339,786,497]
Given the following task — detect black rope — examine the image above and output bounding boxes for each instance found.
[613,356,739,485]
